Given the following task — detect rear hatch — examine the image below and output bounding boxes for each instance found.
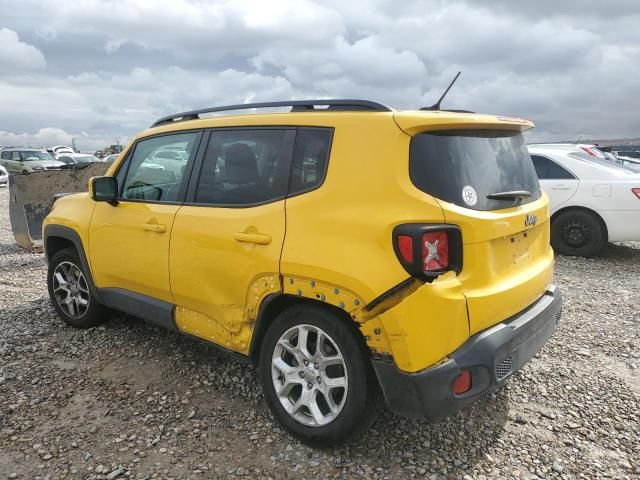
[406,125,553,335]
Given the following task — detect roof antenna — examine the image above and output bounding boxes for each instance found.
[421,71,461,111]
[574,136,582,144]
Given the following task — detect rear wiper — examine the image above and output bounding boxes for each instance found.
[486,190,532,201]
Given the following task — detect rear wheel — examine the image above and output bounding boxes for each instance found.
[258,304,380,447]
[47,248,107,328]
[551,210,605,257]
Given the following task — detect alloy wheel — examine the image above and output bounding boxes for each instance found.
[52,261,90,319]
[271,324,348,427]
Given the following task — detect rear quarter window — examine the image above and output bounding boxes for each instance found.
[289,128,332,196]
[409,129,541,211]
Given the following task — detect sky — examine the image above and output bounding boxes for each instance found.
[0,0,639,151]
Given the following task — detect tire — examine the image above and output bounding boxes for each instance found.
[258,304,381,447]
[47,247,107,328]
[551,210,605,257]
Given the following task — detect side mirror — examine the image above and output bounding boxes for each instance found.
[91,176,118,206]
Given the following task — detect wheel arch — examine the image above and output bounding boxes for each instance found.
[550,205,609,244]
[44,224,100,300]
[248,293,365,365]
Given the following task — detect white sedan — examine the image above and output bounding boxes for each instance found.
[528,144,640,256]
[0,165,7,186]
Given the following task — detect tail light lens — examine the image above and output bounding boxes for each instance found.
[423,231,449,271]
[397,235,414,263]
[393,224,462,281]
[632,188,640,199]
[580,146,597,157]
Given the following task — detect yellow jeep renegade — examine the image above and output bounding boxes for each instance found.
[43,99,561,446]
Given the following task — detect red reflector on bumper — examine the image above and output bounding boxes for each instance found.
[452,370,472,395]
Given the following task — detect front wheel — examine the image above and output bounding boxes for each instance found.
[551,210,605,257]
[258,304,381,447]
[47,248,107,328]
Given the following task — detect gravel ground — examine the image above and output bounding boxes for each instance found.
[0,186,638,480]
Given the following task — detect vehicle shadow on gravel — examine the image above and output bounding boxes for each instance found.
[348,391,510,466]
[596,241,640,259]
[99,312,510,469]
[556,241,640,261]
[3,296,509,477]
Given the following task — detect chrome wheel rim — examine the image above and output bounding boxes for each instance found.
[271,324,348,427]
[52,261,90,319]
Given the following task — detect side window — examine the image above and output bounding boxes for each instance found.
[1,151,10,160]
[11,152,21,161]
[193,129,294,206]
[120,132,199,202]
[289,128,332,196]
[531,155,575,180]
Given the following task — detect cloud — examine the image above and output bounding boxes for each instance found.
[0,0,638,143]
[0,28,46,71]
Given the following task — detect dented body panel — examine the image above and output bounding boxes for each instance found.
[170,201,286,354]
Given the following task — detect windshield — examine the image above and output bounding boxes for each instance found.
[618,151,640,159]
[22,151,55,162]
[569,153,638,173]
[410,129,541,211]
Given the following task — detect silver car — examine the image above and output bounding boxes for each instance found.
[0,148,65,173]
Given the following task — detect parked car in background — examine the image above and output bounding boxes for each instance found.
[0,148,65,173]
[529,144,640,256]
[102,154,119,163]
[614,151,640,170]
[0,165,8,186]
[149,148,189,176]
[47,145,75,158]
[56,153,100,166]
[43,99,562,446]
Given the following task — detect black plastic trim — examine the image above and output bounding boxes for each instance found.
[98,288,177,331]
[247,292,283,360]
[43,224,101,303]
[151,99,392,127]
[392,224,463,281]
[372,285,562,421]
[364,277,415,313]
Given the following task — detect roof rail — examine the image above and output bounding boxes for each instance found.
[151,99,392,127]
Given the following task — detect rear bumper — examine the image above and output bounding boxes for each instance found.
[372,285,561,421]
[597,210,640,242]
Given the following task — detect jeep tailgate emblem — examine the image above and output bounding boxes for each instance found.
[525,214,537,227]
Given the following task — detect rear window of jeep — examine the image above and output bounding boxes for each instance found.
[410,129,541,211]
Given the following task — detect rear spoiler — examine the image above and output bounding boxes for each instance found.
[393,111,534,136]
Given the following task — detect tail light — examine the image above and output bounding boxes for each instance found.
[580,146,597,157]
[632,188,640,199]
[393,224,463,281]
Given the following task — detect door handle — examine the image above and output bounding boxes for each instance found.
[551,184,571,190]
[233,232,271,245]
[142,223,166,233]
